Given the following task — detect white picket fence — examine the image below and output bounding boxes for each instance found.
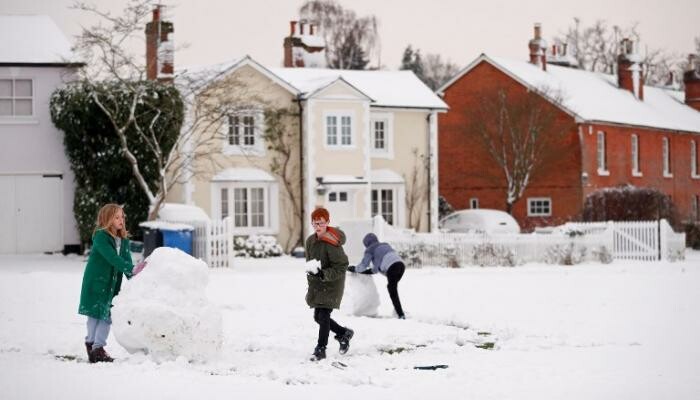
[162,217,235,268]
[371,216,685,267]
[562,219,686,261]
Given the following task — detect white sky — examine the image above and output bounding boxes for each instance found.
[2,0,699,70]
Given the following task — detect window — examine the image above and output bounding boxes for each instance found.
[221,188,229,218]
[662,137,672,177]
[373,119,386,150]
[596,131,607,174]
[325,113,353,147]
[328,191,348,202]
[631,134,641,176]
[470,198,479,209]
[371,189,394,225]
[0,78,33,116]
[692,140,698,178]
[232,187,266,228]
[228,115,255,146]
[527,197,552,217]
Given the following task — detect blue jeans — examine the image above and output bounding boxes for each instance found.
[85,316,111,349]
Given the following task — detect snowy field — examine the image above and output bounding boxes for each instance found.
[1,251,699,400]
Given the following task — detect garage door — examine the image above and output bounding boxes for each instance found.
[0,174,63,254]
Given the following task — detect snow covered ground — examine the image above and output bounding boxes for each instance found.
[1,251,699,399]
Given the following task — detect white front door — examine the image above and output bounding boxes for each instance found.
[0,174,63,253]
[325,190,354,223]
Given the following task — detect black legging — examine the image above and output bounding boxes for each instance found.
[386,262,405,317]
[313,308,345,348]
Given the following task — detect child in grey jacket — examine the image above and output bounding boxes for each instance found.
[349,233,406,319]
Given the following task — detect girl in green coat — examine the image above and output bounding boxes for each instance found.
[77,204,143,363]
[305,207,354,361]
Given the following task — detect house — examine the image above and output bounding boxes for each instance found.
[437,23,700,230]
[0,15,83,253]
[162,17,447,250]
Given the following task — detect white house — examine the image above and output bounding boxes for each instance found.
[0,15,83,253]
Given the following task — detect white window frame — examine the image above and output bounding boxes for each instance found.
[371,187,398,226]
[469,198,479,209]
[631,134,642,177]
[527,197,552,217]
[370,112,394,159]
[212,181,279,235]
[596,131,609,175]
[691,140,699,179]
[222,109,265,157]
[0,78,34,119]
[662,136,672,178]
[324,111,355,149]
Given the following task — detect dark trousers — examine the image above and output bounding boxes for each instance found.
[313,308,345,348]
[386,262,405,317]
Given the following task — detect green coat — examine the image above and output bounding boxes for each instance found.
[305,228,349,309]
[78,229,134,320]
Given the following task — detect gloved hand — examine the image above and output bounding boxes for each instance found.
[347,265,356,273]
[132,260,148,276]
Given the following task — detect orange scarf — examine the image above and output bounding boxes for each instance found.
[318,226,342,247]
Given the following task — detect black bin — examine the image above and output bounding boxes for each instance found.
[142,227,163,258]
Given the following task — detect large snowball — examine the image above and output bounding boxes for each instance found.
[112,247,222,363]
[341,273,380,317]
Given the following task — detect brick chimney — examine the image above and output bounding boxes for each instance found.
[283,19,326,68]
[528,23,547,71]
[617,38,644,100]
[145,5,174,82]
[684,54,700,111]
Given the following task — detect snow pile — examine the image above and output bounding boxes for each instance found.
[111,247,222,363]
[341,273,380,317]
[234,235,284,258]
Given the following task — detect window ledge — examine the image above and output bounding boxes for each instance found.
[632,171,643,177]
[691,174,700,180]
[223,145,265,157]
[663,172,673,178]
[325,145,357,151]
[0,118,39,125]
[597,169,610,176]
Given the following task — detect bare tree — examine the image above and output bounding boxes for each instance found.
[71,0,264,219]
[557,18,684,86]
[299,0,379,69]
[400,45,459,90]
[404,148,428,230]
[463,87,575,214]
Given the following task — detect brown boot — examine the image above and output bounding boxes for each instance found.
[89,347,114,363]
[85,342,93,359]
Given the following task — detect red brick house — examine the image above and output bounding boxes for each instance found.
[437,24,700,230]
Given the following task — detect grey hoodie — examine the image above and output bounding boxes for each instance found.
[356,233,403,275]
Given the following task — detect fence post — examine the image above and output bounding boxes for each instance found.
[659,219,668,261]
[605,220,615,258]
[225,217,234,268]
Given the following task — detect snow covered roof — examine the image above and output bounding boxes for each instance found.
[440,54,700,133]
[212,167,276,182]
[269,67,448,110]
[0,15,80,65]
[370,169,404,183]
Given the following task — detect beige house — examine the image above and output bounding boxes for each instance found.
[167,55,447,250]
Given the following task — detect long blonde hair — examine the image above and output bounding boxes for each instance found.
[94,203,129,239]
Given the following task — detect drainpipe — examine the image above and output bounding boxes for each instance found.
[295,95,305,246]
[426,112,432,231]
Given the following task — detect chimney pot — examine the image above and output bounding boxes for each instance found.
[534,23,541,39]
[300,20,305,35]
[290,21,297,35]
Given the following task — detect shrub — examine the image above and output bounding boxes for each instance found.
[471,243,517,267]
[684,222,700,250]
[233,235,284,258]
[583,184,679,227]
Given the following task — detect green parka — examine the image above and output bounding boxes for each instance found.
[305,228,349,309]
[78,229,134,320]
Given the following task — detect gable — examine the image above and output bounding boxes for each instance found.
[307,78,373,102]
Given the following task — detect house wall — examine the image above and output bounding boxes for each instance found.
[438,61,582,231]
[166,63,302,250]
[371,109,432,232]
[0,65,81,249]
[581,123,700,223]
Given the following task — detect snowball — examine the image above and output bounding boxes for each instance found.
[304,259,321,274]
[111,247,222,363]
[341,273,380,317]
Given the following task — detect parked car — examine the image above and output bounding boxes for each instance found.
[439,209,520,234]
